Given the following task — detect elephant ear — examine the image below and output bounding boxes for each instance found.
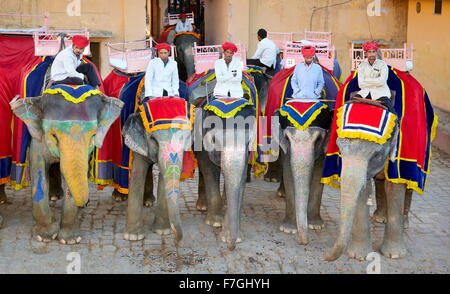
[10,96,43,141]
[122,112,149,157]
[94,95,125,148]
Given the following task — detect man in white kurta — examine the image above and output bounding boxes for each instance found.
[144,43,179,98]
[355,41,395,113]
[247,28,278,70]
[214,42,244,98]
[174,13,193,33]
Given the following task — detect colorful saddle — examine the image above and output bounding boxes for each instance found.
[279,100,328,130]
[43,84,102,103]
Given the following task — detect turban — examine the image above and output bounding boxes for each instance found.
[180,13,187,19]
[156,43,171,52]
[363,41,379,51]
[72,35,89,48]
[301,45,316,58]
[222,42,238,53]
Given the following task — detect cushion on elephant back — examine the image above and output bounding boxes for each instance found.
[204,97,253,119]
[279,100,331,130]
[43,84,102,104]
[336,102,397,144]
[138,97,195,133]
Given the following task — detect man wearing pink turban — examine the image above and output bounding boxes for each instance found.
[355,41,395,113]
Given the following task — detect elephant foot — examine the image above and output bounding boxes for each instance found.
[346,242,373,261]
[112,189,127,202]
[58,228,82,245]
[308,216,325,230]
[220,230,243,243]
[264,177,280,183]
[143,194,155,208]
[124,232,145,241]
[380,241,408,259]
[371,209,387,224]
[276,184,285,198]
[34,223,59,243]
[49,186,63,202]
[205,213,223,228]
[403,214,409,229]
[279,222,297,234]
[152,218,171,235]
[323,246,345,262]
[195,197,208,211]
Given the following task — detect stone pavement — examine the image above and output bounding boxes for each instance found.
[0,147,449,274]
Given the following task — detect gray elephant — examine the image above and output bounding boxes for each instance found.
[10,92,123,244]
[173,33,199,81]
[275,105,333,244]
[195,102,256,250]
[121,99,193,243]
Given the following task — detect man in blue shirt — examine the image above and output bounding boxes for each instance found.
[291,46,324,99]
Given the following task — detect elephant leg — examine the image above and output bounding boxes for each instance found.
[279,151,297,234]
[0,184,7,204]
[246,164,252,183]
[58,189,81,244]
[380,182,408,259]
[112,188,128,202]
[30,143,59,242]
[277,176,285,198]
[197,152,222,227]
[346,179,373,260]
[308,159,325,230]
[372,178,387,224]
[143,164,155,207]
[196,169,208,211]
[48,163,63,202]
[124,153,148,241]
[152,173,171,235]
[264,157,281,182]
[403,189,413,229]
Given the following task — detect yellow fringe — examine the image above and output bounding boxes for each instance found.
[336,106,398,145]
[43,88,103,104]
[320,174,341,189]
[140,103,195,133]
[279,104,328,131]
[173,31,201,40]
[204,100,252,119]
[431,114,439,142]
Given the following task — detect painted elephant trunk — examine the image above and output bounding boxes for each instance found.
[221,147,247,251]
[324,155,368,261]
[290,146,315,245]
[59,143,90,207]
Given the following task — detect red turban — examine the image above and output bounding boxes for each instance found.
[72,35,89,48]
[222,42,238,53]
[301,45,316,58]
[180,13,187,19]
[363,41,379,51]
[156,43,171,52]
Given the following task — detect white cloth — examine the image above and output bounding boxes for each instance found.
[251,38,278,68]
[50,47,84,81]
[144,58,179,97]
[175,20,193,33]
[213,57,243,98]
[357,59,391,100]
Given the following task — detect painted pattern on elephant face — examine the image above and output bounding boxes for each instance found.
[159,134,185,202]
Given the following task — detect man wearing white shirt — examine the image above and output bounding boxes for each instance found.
[354,41,395,114]
[144,43,179,98]
[174,13,193,33]
[247,29,278,70]
[50,35,101,88]
[214,42,244,98]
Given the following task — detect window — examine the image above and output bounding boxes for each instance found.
[416,2,421,14]
[435,0,442,15]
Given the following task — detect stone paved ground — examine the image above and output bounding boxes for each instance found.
[0,147,449,274]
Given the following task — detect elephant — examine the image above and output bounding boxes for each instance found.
[10,92,124,244]
[121,104,193,243]
[324,104,406,261]
[173,33,199,81]
[195,101,256,250]
[275,106,333,244]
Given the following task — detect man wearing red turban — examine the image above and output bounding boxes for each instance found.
[144,43,179,98]
[175,12,193,33]
[213,42,244,98]
[50,35,101,88]
[290,45,324,99]
[354,41,395,113]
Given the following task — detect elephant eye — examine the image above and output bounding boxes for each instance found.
[51,134,58,145]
